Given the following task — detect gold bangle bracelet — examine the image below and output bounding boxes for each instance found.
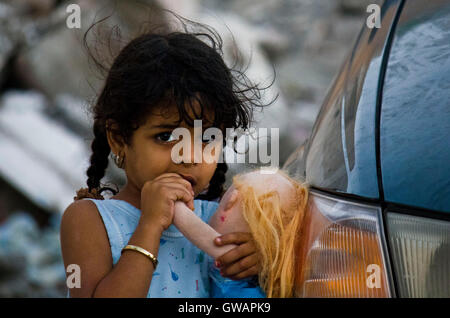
[121,244,158,269]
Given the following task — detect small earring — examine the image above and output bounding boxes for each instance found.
[112,152,125,169]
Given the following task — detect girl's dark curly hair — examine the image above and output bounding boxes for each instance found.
[75,13,272,202]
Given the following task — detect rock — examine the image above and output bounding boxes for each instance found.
[16,0,166,101]
[0,276,33,297]
[0,90,90,213]
[52,93,93,137]
[0,212,40,244]
[27,262,66,290]
[228,0,280,24]
[0,250,27,276]
[276,52,339,104]
[3,0,57,17]
[0,211,66,297]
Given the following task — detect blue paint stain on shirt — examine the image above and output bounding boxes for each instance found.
[195,252,204,264]
[168,263,179,281]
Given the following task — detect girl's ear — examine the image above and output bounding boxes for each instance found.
[106,120,125,155]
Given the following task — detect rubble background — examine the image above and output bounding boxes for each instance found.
[0,0,374,297]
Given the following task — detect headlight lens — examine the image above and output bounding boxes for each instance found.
[386,212,450,298]
[295,192,392,297]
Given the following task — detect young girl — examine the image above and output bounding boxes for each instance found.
[60,20,266,297]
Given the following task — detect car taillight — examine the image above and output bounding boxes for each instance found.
[295,192,392,297]
[386,213,450,298]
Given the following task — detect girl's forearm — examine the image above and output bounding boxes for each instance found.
[173,201,236,258]
[91,221,162,298]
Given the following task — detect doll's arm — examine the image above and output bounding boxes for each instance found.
[172,201,236,259]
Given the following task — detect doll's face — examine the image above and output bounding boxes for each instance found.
[209,171,298,234]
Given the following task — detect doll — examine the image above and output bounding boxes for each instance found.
[173,170,308,298]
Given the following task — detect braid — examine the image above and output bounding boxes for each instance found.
[197,162,228,201]
[74,119,115,201]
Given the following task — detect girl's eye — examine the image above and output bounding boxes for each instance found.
[156,132,177,142]
[156,132,218,143]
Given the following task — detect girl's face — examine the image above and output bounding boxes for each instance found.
[108,101,221,197]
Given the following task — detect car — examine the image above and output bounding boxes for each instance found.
[283,0,450,298]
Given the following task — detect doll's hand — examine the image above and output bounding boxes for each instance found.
[214,232,260,280]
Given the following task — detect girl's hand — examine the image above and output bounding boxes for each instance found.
[140,173,195,233]
[214,232,261,280]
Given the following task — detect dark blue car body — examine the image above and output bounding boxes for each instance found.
[285,0,450,215]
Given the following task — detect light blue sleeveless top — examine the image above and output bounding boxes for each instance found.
[85,198,219,298]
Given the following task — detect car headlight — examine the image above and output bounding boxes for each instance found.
[295,191,392,297]
[386,212,450,298]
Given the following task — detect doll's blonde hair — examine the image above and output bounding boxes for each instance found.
[233,170,308,298]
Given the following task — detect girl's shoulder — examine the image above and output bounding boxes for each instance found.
[61,199,107,238]
[61,199,129,241]
[62,199,101,225]
[60,199,111,257]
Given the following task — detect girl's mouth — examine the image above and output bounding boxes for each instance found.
[179,174,197,188]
